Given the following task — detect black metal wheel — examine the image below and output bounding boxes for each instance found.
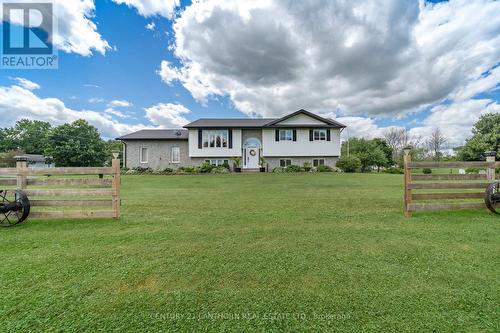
[485,182,500,215]
[0,190,30,227]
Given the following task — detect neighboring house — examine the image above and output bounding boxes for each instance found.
[117,109,346,171]
[16,154,55,168]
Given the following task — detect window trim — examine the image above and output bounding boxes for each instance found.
[313,129,327,141]
[279,129,293,141]
[202,130,229,149]
[280,159,292,167]
[313,159,325,167]
[204,159,229,166]
[140,147,148,164]
[171,146,180,163]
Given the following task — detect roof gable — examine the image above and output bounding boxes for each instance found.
[184,118,274,128]
[264,109,346,128]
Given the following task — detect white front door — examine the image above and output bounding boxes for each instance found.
[245,148,259,168]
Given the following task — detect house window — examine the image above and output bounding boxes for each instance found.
[171,147,180,163]
[279,130,293,141]
[313,129,327,141]
[140,147,148,163]
[280,159,292,167]
[205,159,229,166]
[203,130,228,148]
[313,159,325,167]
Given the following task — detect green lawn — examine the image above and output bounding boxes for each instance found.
[1,173,498,332]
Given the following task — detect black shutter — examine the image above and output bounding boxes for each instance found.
[275,130,280,141]
[293,130,297,141]
[327,129,331,141]
[309,129,313,141]
[198,130,202,148]
[228,129,233,148]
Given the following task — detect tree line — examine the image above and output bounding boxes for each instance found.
[0,113,497,169]
[337,113,499,172]
[0,119,121,167]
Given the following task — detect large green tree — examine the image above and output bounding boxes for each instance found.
[46,120,107,167]
[0,119,52,154]
[372,138,394,167]
[342,138,389,172]
[104,140,123,166]
[457,113,500,160]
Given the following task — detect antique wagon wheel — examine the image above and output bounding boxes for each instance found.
[0,190,31,227]
[485,182,500,215]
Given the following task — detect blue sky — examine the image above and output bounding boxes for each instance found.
[0,0,499,146]
[1,0,236,119]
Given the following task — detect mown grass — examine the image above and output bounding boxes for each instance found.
[0,173,498,332]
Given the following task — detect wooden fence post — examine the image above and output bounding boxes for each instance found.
[403,148,412,217]
[485,151,496,181]
[15,156,27,189]
[112,158,121,220]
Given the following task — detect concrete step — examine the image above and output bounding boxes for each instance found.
[242,168,261,173]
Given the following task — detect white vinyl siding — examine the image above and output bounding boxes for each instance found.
[262,129,341,157]
[188,129,242,157]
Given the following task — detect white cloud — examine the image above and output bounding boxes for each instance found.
[89,97,105,103]
[158,60,182,85]
[2,0,112,56]
[144,103,191,128]
[84,84,101,88]
[161,0,500,125]
[336,116,386,140]
[11,77,40,90]
[112,0,180,18]
[337,98,500,147]
[108,100,132,108]
[410,99,500,147]
[104,107,129,118]
[0,84,144,139]
[145,22,156,31]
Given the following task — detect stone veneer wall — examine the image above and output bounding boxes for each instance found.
[124,140,191,170]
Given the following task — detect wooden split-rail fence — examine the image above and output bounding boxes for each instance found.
[403,152,498,217]
[0,159,120,219]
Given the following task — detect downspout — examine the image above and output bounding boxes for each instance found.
[121,141,127,168]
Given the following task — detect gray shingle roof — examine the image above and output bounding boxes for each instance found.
[183,110,346,129]
[118,110,346,140]
[116,129,188,140]
[183,118,276,128]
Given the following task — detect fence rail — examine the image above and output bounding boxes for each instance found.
[19,167,114,176]
[1,159,120,220]
[403,152,497,217]
[407,161,499,168]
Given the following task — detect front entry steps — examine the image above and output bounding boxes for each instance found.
[242,168,260,173]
